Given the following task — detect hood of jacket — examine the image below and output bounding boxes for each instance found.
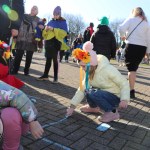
[96,25,111,34]
[95,54,110,72]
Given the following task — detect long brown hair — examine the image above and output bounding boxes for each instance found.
[89,65,97,80]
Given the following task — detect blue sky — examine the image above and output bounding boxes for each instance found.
[25,0,150,28]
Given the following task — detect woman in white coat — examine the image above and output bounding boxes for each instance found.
[119,7,150,98]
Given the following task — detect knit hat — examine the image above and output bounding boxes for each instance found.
[99,16,109,26]
[83,41,98,66]
[53,6,61,16]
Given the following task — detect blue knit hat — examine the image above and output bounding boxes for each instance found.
[53,6,61,16]
[99,16,109,26]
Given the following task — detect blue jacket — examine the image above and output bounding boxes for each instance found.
[47,18,68,32]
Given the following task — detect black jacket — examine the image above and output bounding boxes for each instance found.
[90,25,116,60]
[73,38,83,49]
[0,0,24,43]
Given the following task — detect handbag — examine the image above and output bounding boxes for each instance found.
[121,19,143,48]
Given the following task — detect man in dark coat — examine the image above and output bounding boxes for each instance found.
[91,16,117,60]
[0,0,24,44]
[83,22,94,43]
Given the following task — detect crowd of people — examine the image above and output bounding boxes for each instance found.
[0,0,150,149]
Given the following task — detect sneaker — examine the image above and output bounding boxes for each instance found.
[24,72,29,76]
[37,75,49,81]
[98,111,120,123]
[52,79,58,84]
[80,104,101,113]
[11,70,18,75]
[130,89,135,99]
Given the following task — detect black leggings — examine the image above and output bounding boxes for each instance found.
[59,51,65,62]
[125,44,146,71]
[44,54,58,80]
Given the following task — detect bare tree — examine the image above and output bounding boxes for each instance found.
[109,18,125,47]
[43,13,52,23]
[63,13,86,45]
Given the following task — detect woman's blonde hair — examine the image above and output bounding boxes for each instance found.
[31,6,38,16]
[89,65,97,80]
[131,7,147,21]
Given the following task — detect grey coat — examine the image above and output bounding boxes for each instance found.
[16,14,40,52]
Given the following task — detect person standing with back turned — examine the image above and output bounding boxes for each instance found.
[83,22,94,43]
[90,16,116,60]
[119,7,150,98]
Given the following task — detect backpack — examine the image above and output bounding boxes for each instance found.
[84,29,91,42]
[85,29,91,40]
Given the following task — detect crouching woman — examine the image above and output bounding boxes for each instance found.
[66,41,130,123]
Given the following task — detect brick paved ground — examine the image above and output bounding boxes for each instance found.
[16,52,150,150]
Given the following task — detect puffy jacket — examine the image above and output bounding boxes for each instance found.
[91,25,117,60]
[15,14,40,51]
[0,81,37,123]
[71,55,130,106]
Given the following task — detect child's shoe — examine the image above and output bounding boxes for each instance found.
[37,75,49,81]
[98,111,120,123]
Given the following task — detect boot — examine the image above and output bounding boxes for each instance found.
[130,89,135,99]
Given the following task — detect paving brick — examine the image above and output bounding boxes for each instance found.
[26,139,51,150]
[102,130,119,141]
[142,136,150,147]
[122,146,137,150]
[66,130,87,141]
[63,123,81,132]
[125,141,149,150]
[47,134,73,146]
[46,126,69,137]
[85,133,110,145]
[21,136,34,146]
[86,142,113,150]
[80,126,103,136]
[108,137,126,150]
[118,133,142,143]
[70,137,93,150]
[132,128,147,139]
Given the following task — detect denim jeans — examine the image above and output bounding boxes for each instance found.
[86,88,120,112]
